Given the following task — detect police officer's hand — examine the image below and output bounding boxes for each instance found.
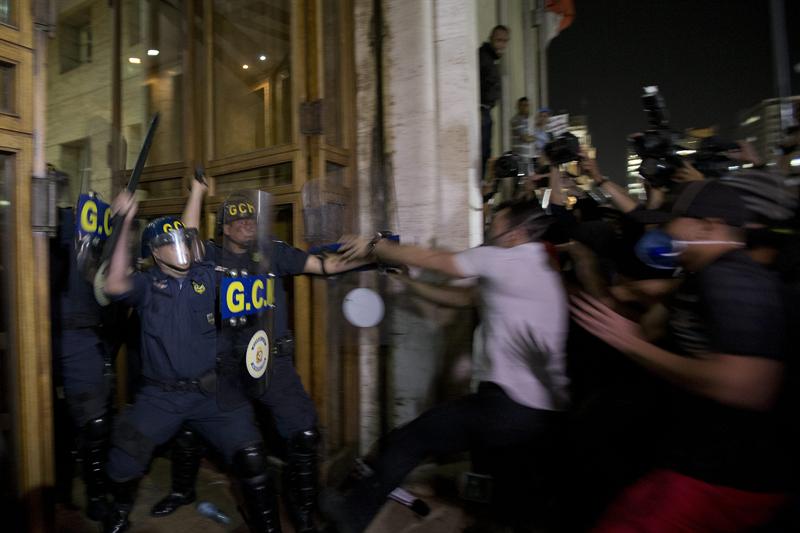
[338,234,376,262]
[111,190,135,218]
[191,168,209,195]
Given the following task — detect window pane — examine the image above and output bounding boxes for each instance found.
[214,162,292,196]
[48,3,113,199]
[122,0,184,167]
[212,0,292,158]
[59,8,93,73]
[0,152,18,528]
[0,0,14,26]
[0,62,14,114]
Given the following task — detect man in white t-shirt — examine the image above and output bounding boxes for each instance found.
[327,199,570,532]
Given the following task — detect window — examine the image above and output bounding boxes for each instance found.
[59,139,90,200]
[211,0,292,158]
[0,0,14,26]
[59,9,93,73]
[0,152,17,527]
[122,0,184,167]
[0,62,14,114]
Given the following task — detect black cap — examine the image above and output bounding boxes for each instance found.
[628,180,747,227]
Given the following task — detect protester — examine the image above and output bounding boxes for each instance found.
[321,199,569,532]
[572,180,792,532]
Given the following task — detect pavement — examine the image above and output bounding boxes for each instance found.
[56,458,531,533]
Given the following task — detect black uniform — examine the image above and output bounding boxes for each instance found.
[206,240,318,435]
[51,207,113,521]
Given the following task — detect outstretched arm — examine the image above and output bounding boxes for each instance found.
[339,236,466,279]
[105,193,137,296]
[182,173,208,230]
[571,294,784,411]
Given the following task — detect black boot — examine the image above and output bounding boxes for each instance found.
[235,443,283,533]
[150,427,203,517]
[105,478,140,533]
[80,415,111,522]
[286,429,319,533]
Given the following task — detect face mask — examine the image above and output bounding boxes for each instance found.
[635,228,743,270]
[635,229,680,270]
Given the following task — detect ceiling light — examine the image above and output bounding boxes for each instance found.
[147,49,160,56]
[259,55,267,61]
[128,57,141,64]
[242,64,249,70]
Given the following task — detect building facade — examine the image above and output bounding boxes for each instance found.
[1,1,544,529]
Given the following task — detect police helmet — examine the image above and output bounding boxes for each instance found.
[141,216,186,258]
[216,193,257,239]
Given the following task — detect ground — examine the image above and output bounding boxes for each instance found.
[54,459,505,533]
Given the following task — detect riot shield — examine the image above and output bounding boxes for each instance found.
[215,189,276,410]
[75,191,114,282]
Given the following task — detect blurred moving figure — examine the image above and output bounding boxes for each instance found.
[572,180,792,532]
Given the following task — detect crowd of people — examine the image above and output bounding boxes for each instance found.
[47,23,800,533]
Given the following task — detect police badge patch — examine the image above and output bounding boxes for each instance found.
[192,280,206,294]
[246,330,270,379]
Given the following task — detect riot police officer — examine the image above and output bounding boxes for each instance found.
[103,195,281,533]
[149,181,363,532]
[51,186,119,522]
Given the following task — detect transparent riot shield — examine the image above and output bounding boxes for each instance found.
[216,190,276,410]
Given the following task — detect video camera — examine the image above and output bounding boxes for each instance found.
[692,136,740,178]
[494,151,525,180]
[544,131,581,166]
[631,86,741,186]
[629,86,684,188]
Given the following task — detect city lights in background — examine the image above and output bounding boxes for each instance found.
[128,57,141,64]
[147,49,160,56]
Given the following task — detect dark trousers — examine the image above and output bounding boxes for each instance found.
[347,382,561,526]
[257,351,318,439]
[481,106,493,180]
[107,387,262,481]
[55,327,109,426]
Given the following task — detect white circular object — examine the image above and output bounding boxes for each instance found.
[246,330,270,378]
[342,288,385,328]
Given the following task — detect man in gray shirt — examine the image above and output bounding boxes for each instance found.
[511,97,536,173]
[328,199,570,532]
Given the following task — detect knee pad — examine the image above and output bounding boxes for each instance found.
[112,419,156,468]
[233,442,268,482]
[288,428,319,454]
[83,414,111,444]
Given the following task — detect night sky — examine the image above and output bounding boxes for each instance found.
[548,0,799,180]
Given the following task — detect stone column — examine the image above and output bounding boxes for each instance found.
[353,0,482,450]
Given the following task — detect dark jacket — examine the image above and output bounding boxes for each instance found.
[479,42,501,108]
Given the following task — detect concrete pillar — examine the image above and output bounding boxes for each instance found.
[353,0,481,449]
